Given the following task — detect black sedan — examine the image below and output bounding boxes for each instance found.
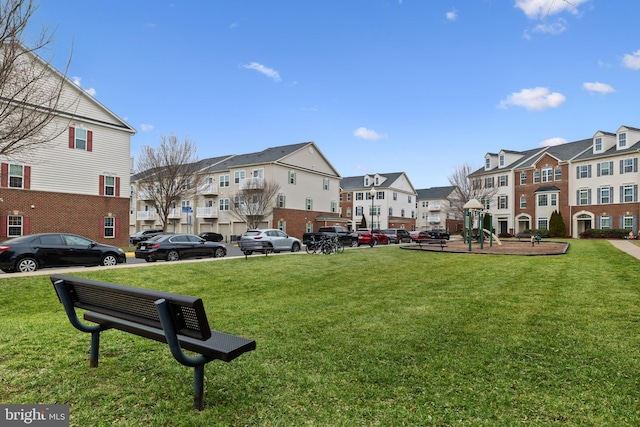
[427,229,450,240]
[135,233,226,262]
[0,233,127,273]
[199,232,224,242]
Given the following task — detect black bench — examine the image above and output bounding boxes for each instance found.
[417,239,448,250]
[50,274,256,410]
[238,238,272,258]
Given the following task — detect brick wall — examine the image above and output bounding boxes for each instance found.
[0,188,130,246]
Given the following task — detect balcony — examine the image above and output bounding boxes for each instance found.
[240,177,265,190]
[197,182,218,195]
[168,208,182,219]
[428,203,441,211]
[136,210,156,221]
[196,206,218,218]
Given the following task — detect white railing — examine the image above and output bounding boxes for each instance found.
[239,177,265,190]
[197,183,218,195]
[136,211,156,221]
[196,207,218,218]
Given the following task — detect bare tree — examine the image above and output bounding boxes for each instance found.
[134,134,206,231]
[447,162,499,218]
[0,0,75,162]
[229,180,281,230]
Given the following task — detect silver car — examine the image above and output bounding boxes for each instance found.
[239,229,302,255]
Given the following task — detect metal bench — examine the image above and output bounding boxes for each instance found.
[238,238,272,258]
[417,239,448,251]
[50,274,256,410]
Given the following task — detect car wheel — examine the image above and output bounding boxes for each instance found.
[16,257,38,272]
[213,247,225,258]
[371,239,378,247]
[166,250,180,261]
[291,242,301,252]
[350,239,358,248]
[101,254,118,266]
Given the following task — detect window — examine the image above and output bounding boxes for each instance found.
[622,184,637,203]
[305,223,313,233]
[482,198,490,210]
[323,178,329,190]
[498,195,508,209]
[356,192,363,200]
[69,127,92,151]
[577,165,590,179]
[499,154,504,167]
[278,194,286,208]
[347,193,352,201]
[598,187,612,204]
[598,162,612,176]
[9,164,23,188]
[219,198,229,211]
[619,132,627,148]
[306,198,313,210]
[331,201,337,213]
[621,158,636,174]
[289,171,296,184]
[277,220,286,232]
[219,175,230,188]
[623,215,634,231]
[356,206,363,216]
[104,176,115,196]
[407,195,411,203]
[400,208,405,217]
[234,170,245,184]
[551,194,557,206]
[600,216,612,229]
[485,177,493,188]
[541,167,552,183]
[346,208,351,217]
[389,207,393,216]
[537,217,548,230]
[364,177,369,187]
[577,189,590,205]
[393,192,398,201]
[499,175,508,187]
[533,171,540,183]
[252,169,264,178]
[520,172,527,185]
[554,167,562,181]
[104,217,115,238]
[8,215,22,236]
[537,194,548,207]
[520,196,526,208]
[485,158,490,169]
[595,137,602,151]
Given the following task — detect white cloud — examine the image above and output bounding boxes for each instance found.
[242,62,281,82]
[446,9,457,21]
[583,81,615,94]
[515,0,588,20]
[532,19,567,35]
[498,87,566,111]
[140,124,154,132]
[540,137,567,147]
[71,76,96,97]
[622,49,640,70]
[353,127,388,141]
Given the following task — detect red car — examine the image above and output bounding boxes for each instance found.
[410,231,431,243]
[357,228,390,246]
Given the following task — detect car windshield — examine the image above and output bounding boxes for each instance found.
[243,231,262,237]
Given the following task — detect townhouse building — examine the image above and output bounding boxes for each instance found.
[415,186,462,232]
[470,125,640,238]
[0,50,135,245]
[130,141,342,241]
[340,173,417,230]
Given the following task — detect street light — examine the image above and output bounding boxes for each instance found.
[369,187,376,230]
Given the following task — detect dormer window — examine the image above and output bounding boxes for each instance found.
[364,177,370,187]
[499,155,505,167]
[619,133,627,148]
[595,137,602,151]
[485,158,490,169]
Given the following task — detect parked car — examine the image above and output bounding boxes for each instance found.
[427,229,450,240]
[302,226,358,247]
[410,231,431,242]
[239,229,302,255]
[356,228,390,246]
[129,229,164,245]
[134,233,226,262]
[382,228,412,244]
[0,233,127,273]
[199,232,224,242]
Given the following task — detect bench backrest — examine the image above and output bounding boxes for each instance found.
[50,274,212,341]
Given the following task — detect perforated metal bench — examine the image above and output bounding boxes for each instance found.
[50,274,256,410]
[417,239,448,250]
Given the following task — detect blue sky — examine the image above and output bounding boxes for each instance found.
[30,0,640,188]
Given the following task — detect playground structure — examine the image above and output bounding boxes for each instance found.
[463,199,501,252]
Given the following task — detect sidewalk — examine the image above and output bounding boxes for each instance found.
[608,239,640,260]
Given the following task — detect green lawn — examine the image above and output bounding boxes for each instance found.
[1,240,639,426]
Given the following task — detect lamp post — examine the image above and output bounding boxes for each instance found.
[369,187,376,230]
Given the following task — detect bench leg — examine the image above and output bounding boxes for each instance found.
[90,331,100,368]
[194,364,205,410]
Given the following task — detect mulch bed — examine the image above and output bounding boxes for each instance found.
[401,239,569,256]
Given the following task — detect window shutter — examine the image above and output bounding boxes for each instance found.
[620,160,624,174]
[115,177,120,197]
[609,162,613,174]
[634,158,638,173]
[596,216,601,229]
[587,164,592,178]
[635,185,638,202]
[0,163,7,187]
[597,163,601,176]
[587,189,592,205]
[597,188,602,204]
[87,130,93,152]
[115,217,120,238]
[24,166,31,189]
[633,216,638,232]
[69,127,75,149]
[576,190,579,205]
[610,187,614,203]
[576,166,580,178]
[23,217,31,235]
[0,215,6,237]
[620,186,624,203]
[99,175,105,195]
